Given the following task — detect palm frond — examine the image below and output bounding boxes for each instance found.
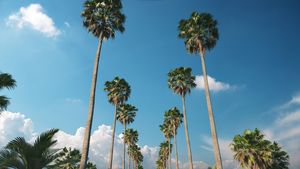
[0,73,16,90]
[0,96,10,111]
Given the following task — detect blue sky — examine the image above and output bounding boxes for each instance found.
[1,0,300,168]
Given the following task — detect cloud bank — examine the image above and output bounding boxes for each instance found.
[0,111,214,169]
[2,100,300,169]
[6,4,60,38]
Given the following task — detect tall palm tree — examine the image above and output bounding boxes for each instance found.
[167,67,196,169]
[124,129,139,169]
[128,144,143,169]
[159,123,173,169]
[164,107,183,169]
[117,104,138,169]
[105,77,131,169]
[230,129,273,169]
[178,12,222,169]
[0,129,59,169]
[79,0,125,168]
[0,72,16,111]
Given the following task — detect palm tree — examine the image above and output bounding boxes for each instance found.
[178,12,222,169]
[124,129,139,169]
[49,147,97,169]
[167,67,196,169]
[159,123,173,169]
[0,129,59,169]
[157,141,172,169]
[0,72,16,111]
[164,107,183,169]
[79,0,125,168]
[128,144,143,169]
[230,129,273,169]
[117,104,138,169]
[105,77,131,169]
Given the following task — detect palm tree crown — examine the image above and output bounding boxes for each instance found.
[117,103,137,125]
[0,73,16,111]
[159,123,173,140]
[178,12,219,54]
[124,128,139,146]
[104,76,131,105]
[231,128,273,169]
[0,129,59,169]
[167,67,196,97]
[81,0,125,39]
[164,107,183,133]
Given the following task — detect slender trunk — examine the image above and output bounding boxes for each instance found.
[123,122,126,169]
[108,105,118,169]
[79,34,103,169]
[168,138,171,169]
[128,157,131,169]
[181,96,193,169]
[173,126,179,169]
[199,50,223,169]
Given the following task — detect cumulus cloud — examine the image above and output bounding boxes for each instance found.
[0,111,160,169]
[0,111,36,147]
[195,75,231,92]
[6,4,60,38]
[54,125,126,169]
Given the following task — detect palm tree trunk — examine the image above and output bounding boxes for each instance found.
[108,105,118,169]
[79,34,103,169]
[123,122,126,169]
[181,96,193,169]
[173,126,179,169]
[128,156,131,169]
[168,138,171,169]
[199,50,223,169]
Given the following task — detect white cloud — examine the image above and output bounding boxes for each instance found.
[195,75,231,92]
[0,111,36,147]
[64,22,71,28]
[290,95,300,105]
[260,94,300,169]
[0,111,161,169]
[275,93,300,110]
[6,4,60,38]
[276,110,300,127]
